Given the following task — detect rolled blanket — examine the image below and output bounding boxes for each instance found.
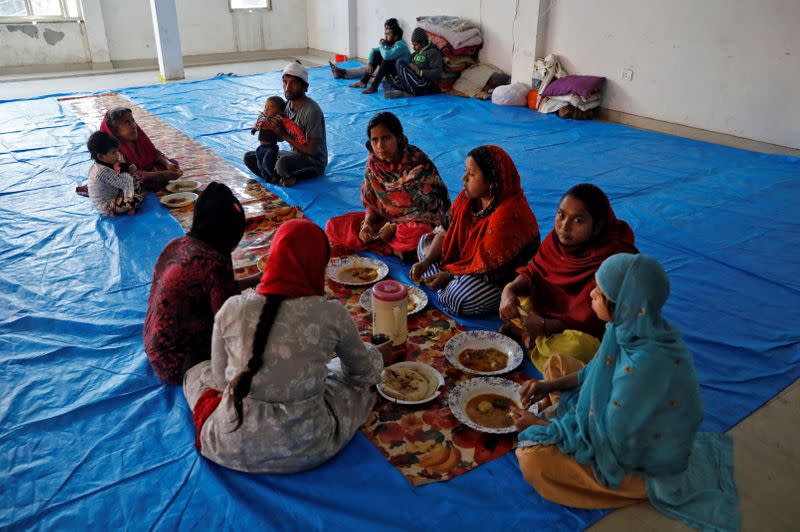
[416,15,478,32]
[417,18,483,49]
[426,31,482,56]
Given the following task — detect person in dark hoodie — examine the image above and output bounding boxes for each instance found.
[384,27,444,99]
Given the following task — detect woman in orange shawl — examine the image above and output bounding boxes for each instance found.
[500,183,638,344]
[325,112,449,260]
[409,145,539,316]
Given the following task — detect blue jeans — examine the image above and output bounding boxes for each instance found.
[256,143,279,181]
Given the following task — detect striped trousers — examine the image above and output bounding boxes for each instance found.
[416,234,502,317]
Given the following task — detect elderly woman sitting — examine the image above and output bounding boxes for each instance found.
[100,106,182,190]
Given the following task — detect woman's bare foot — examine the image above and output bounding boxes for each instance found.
[127,209,137,215]
[362,86,377,94]
[349,81,366,88]
[329,61,345,79]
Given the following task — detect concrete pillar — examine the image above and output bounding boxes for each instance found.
[345,0,357,59]
[510,0,542,85]
[80,0,111,68]
[148,0,184,81]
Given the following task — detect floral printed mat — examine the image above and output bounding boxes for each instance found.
[61,92,529,486]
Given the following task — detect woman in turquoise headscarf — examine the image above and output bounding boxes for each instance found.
[511,253,739,531]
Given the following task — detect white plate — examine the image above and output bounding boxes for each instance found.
[160,192,198,208]
[326,255,388,286]
[360,284,428,315]
[377,362,444,405]
[165,180,200,193]
[444,330,524,375]
[448,377,522,434]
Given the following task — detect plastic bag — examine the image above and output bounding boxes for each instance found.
[491,82,531,106]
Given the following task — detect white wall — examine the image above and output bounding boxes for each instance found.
[0,0,308,67]
[354,1,487,66]
[0,22,90,66]
[542,0,800,148]
[103,0,308,62]
[307,0,349,54]
[305,0,528,75]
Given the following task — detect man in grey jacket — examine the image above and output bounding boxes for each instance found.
[384,27,444,99]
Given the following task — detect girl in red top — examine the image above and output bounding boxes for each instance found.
[500,183,638,342]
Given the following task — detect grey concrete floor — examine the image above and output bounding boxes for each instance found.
[2,57,797,531]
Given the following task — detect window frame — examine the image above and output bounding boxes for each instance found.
[228,0,271,13]
[0,0,83,23]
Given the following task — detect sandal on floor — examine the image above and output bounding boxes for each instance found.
[349,81,366,88]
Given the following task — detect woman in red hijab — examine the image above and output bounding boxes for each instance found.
[409,145,539,316]
[100,107,182,190]
[182,219,385,473]
[500,183,638,344]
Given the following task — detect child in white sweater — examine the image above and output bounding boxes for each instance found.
[86,130,144,216]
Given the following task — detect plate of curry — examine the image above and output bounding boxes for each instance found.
[444,331,524,375]
[448,377,522,434]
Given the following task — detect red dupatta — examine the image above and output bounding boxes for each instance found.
[439,146,538,276]
[517,199,637,337]
[100,116,163,171]
[257,219,329,298]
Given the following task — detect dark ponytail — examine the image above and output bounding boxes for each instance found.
[229,294,286,431]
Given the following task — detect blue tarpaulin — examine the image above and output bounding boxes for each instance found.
[1,65,799,530]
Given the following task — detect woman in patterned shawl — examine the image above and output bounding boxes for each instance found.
[325,112,450,261]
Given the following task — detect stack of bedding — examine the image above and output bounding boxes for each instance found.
[417,15,483,91]
[537,75,606,117]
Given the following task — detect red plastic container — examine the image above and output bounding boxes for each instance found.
[335,54,347,63]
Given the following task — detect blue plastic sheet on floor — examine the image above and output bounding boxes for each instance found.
[1,66,799,530]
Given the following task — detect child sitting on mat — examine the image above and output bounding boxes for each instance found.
[250,95,286,183]
[86,130,144,216]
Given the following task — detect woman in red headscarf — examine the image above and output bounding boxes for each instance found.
[499,183,638,366]
[100,107,182,189]
[325,112,449,261]
[182,219,385,473]
[409,145,540,316]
